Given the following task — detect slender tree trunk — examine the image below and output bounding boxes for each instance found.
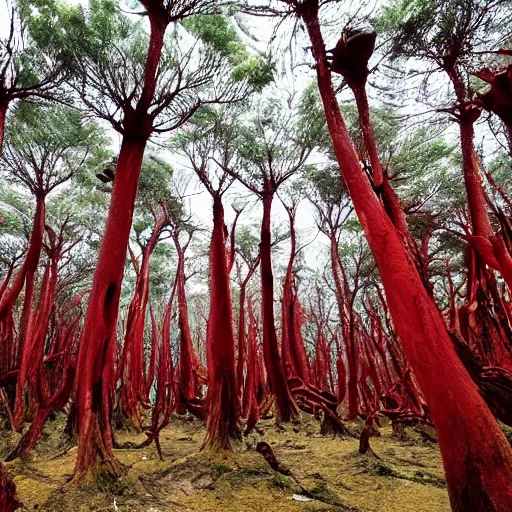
[281,215,310,383]
[329,236,358,417]
[119,219,164,429]
[73,136,147,481]
[299,5,512,509]
[174,249,202,412]
[242,297,261,434]
[13,241,59,430]
[0,197,45,343]
[203,195,240,450]
[237,284,247,398]
[260,192,298,422]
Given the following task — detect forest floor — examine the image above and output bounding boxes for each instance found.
[2,414,451,512]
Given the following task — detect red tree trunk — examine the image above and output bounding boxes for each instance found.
[73,13,167,481]
[73,136,147,481]
[174,248,204,414]
[260,191,298,422]
[0,463,21,512]
[281,212,310,383]
[119,217,165,429]
[203,196,240,450]
[0,197,45,356]
[242,297,261,434]
[12,237,59,430]
[298,4,512,509]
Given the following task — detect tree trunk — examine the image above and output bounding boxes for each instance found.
[73,12,167,481]
[73,136,147,482]
[0,197,45,352]
[203,195,240,450]
[299,5,512,510]
[237,284,247,399]
[242,297,261,434]
[119,218,164,429]
[260,192,298,422]
[12,240,59,431]
[281,215,310,383]
[174,248,203,413]
[0,462,21,512]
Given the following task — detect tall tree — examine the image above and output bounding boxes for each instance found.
[249,1,512,509]
[223,97,318,422]
[29,0,262,480]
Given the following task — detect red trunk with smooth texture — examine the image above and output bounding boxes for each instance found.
[299,4,512,508]
[204,196,240,449]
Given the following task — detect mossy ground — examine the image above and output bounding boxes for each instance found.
[2,414,450,512]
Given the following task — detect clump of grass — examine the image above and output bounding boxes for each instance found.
[308,480,343,506]
[211,463,233,480]
[270,472,292,490]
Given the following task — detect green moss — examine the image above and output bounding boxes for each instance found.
[211,463,233,481]
[308,480,345,506]
[270,472,292,490]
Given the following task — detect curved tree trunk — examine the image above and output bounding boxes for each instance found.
[203,195,240,450]
[281,213,310,383]
[119,218,165,429]
[0,197,45,356]
[174,247,203,414]
[298,4,512,509]
[12,236,59,430]
[260,191,298,422]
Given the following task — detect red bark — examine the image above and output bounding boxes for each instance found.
[0,197,45,370]
[296,3,512,509]
[12,225,63,430]
[0,463,21,512]
[173,233,205,415]
[74,137,147,481]
[118,214,167,429]
[242,297,262,434]
[203,195,240,450]
[73,12,167,481]
[236,258,259,399]
[281,205,310,384]
[260,191,298,422]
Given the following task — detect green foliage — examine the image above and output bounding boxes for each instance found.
[182,14,274,91]
[1,102,104,194]
[305,165,346,205]
[377,0,511,68]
